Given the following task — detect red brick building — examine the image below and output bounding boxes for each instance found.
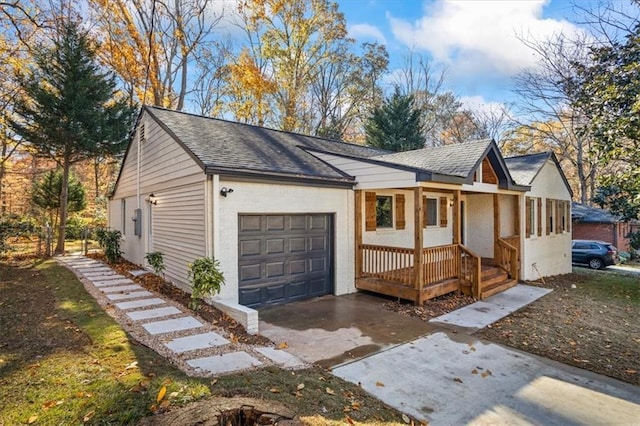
[572,202,639,252]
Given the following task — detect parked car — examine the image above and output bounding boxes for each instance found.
[571,240,619,269]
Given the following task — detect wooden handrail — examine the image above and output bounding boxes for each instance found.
[459,244,481,298]
[496,238,518,280]
[422,244,459,284]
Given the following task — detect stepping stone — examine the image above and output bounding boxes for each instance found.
[129,269,150,277]
[142,316,203,335]
[126,306,181,321]
[93,278,134,287]
[101,284,144,293]
[88,274,126,281]
[70,262,102,267]
[186,352,262,375]
[106,291,153,301]
[115,298,166,310]
[82,271,119,277]
[255,347,305,369]
[165,332,230,353]
[75,265,111,271]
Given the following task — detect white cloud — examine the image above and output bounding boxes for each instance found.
[387,0,584,76]
[348,23,388,44]
[459,95,506,115]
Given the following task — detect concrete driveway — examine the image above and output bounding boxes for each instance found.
[259,292,435,367]
[260,287,640,425]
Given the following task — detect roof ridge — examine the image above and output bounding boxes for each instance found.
[504,151,552,160]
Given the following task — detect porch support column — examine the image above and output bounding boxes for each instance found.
[413,187,424,303]
[354,190,363,279]
[493,193,500,262]
[452,190,461,244]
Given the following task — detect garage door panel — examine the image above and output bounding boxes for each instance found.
[266,215,285,230]
[239,239,261,257]
[266,238,285,254]
[238,214,333,308]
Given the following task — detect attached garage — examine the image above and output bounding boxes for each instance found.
[238,214,334,308]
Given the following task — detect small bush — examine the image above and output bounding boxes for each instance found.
[629,231,640,251]
[145,251,165,276]
[96,229,122,263]
[188,257,224,310]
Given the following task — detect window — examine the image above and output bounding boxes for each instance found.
[376,196,393,228]
[526,197,535,238]
[425,197,438,227]
[121,199,126,235]
[546,199,554,235]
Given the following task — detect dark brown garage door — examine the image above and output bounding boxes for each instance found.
[238,214,333,308]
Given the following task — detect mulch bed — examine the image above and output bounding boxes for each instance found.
[86,253,271,346]
[384,293,475,321]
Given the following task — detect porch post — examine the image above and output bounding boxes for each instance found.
[514,194,521,279]
[452,190,461,244]
[493,193,500,262]
[414,187,424,302]
[355,190,363,279]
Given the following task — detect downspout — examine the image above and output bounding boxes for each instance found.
[204,176,214,257]
[211,175,221,257]
[136,127,141,210]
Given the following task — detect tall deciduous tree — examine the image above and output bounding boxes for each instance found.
[364,88,425,152]
[10,22,135,253]
[235,0,351,132]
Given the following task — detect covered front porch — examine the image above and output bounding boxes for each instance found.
[354,187,521,304]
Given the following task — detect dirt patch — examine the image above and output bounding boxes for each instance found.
[384,293,475,321]
[87,253,270,346]
[476,272,640,385]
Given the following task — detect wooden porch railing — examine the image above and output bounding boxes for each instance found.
[422,244,459,284]
[496,237,519,280]
[359,244,414,285]
[358,243,481,295]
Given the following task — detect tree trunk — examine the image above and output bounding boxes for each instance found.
[576,137,588,204]
[94,158,100,199]
[55,154,71,254]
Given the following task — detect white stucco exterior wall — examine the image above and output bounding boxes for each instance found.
[522,160,573,280]
[213,180,354,304]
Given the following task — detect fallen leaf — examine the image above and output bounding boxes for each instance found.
[453,377,463,383]
[156,386,167,402]
[211,379,218,386]
[43,400,57,410]
[325,387,336,395]
[402,413,411,423]
[159,400,171,409]
[375,381,385,387]
[125,361,138,370]
[471,369,478,374]
[277,342,289,349]
[297,383,305,390]
[28,415,38,424]
[83,410,95,422]
[351,401,361,410]
[269,388,281,393]
[345,415,355,425]
[169,391,179,398]
[625,369,637,374]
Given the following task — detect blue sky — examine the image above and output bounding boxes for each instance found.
[336,0,586,112]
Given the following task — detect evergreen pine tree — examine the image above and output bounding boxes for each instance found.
[364,87,425,152]
[10,22,136,253]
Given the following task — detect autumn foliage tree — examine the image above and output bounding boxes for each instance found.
[9,21,135,253]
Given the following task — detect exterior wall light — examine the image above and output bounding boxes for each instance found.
[220,187,234,197]
[147,193,157,205]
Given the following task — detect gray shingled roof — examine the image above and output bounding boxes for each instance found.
[145,106,388,183]
[572,202,618,223]
[504,152,551,186]
[371,139,493,177]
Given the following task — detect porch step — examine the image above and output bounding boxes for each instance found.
[482,267,509,287]
[480,278,518,299]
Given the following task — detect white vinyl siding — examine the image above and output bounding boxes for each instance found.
[152,183,206,290]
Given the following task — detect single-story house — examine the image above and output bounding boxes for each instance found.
[572,202,638,252]
[109,106,572,332]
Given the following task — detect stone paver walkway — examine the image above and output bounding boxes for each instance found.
[56,255,305,377]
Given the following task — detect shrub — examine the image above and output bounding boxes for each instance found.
[187,257,224,310]
[629,231,640,251]
[145,251,165,276]
[96,229,122,263]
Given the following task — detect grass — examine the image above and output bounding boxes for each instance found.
[0,260,409,425]
[0,260,211,425]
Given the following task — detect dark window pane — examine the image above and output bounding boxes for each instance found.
[376,196,393,228]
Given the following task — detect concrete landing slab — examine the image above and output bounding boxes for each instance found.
[100,284,144,293]
[429,284,550,333]
[186,352,262,375]
[333,331,640,425]
[254,347,305,369]
[93,278,134,287]
[165,332,230,353]
[142,316,203,335]
[106,290,153,301]
[115,298,166,310]
[126,306,181,321]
